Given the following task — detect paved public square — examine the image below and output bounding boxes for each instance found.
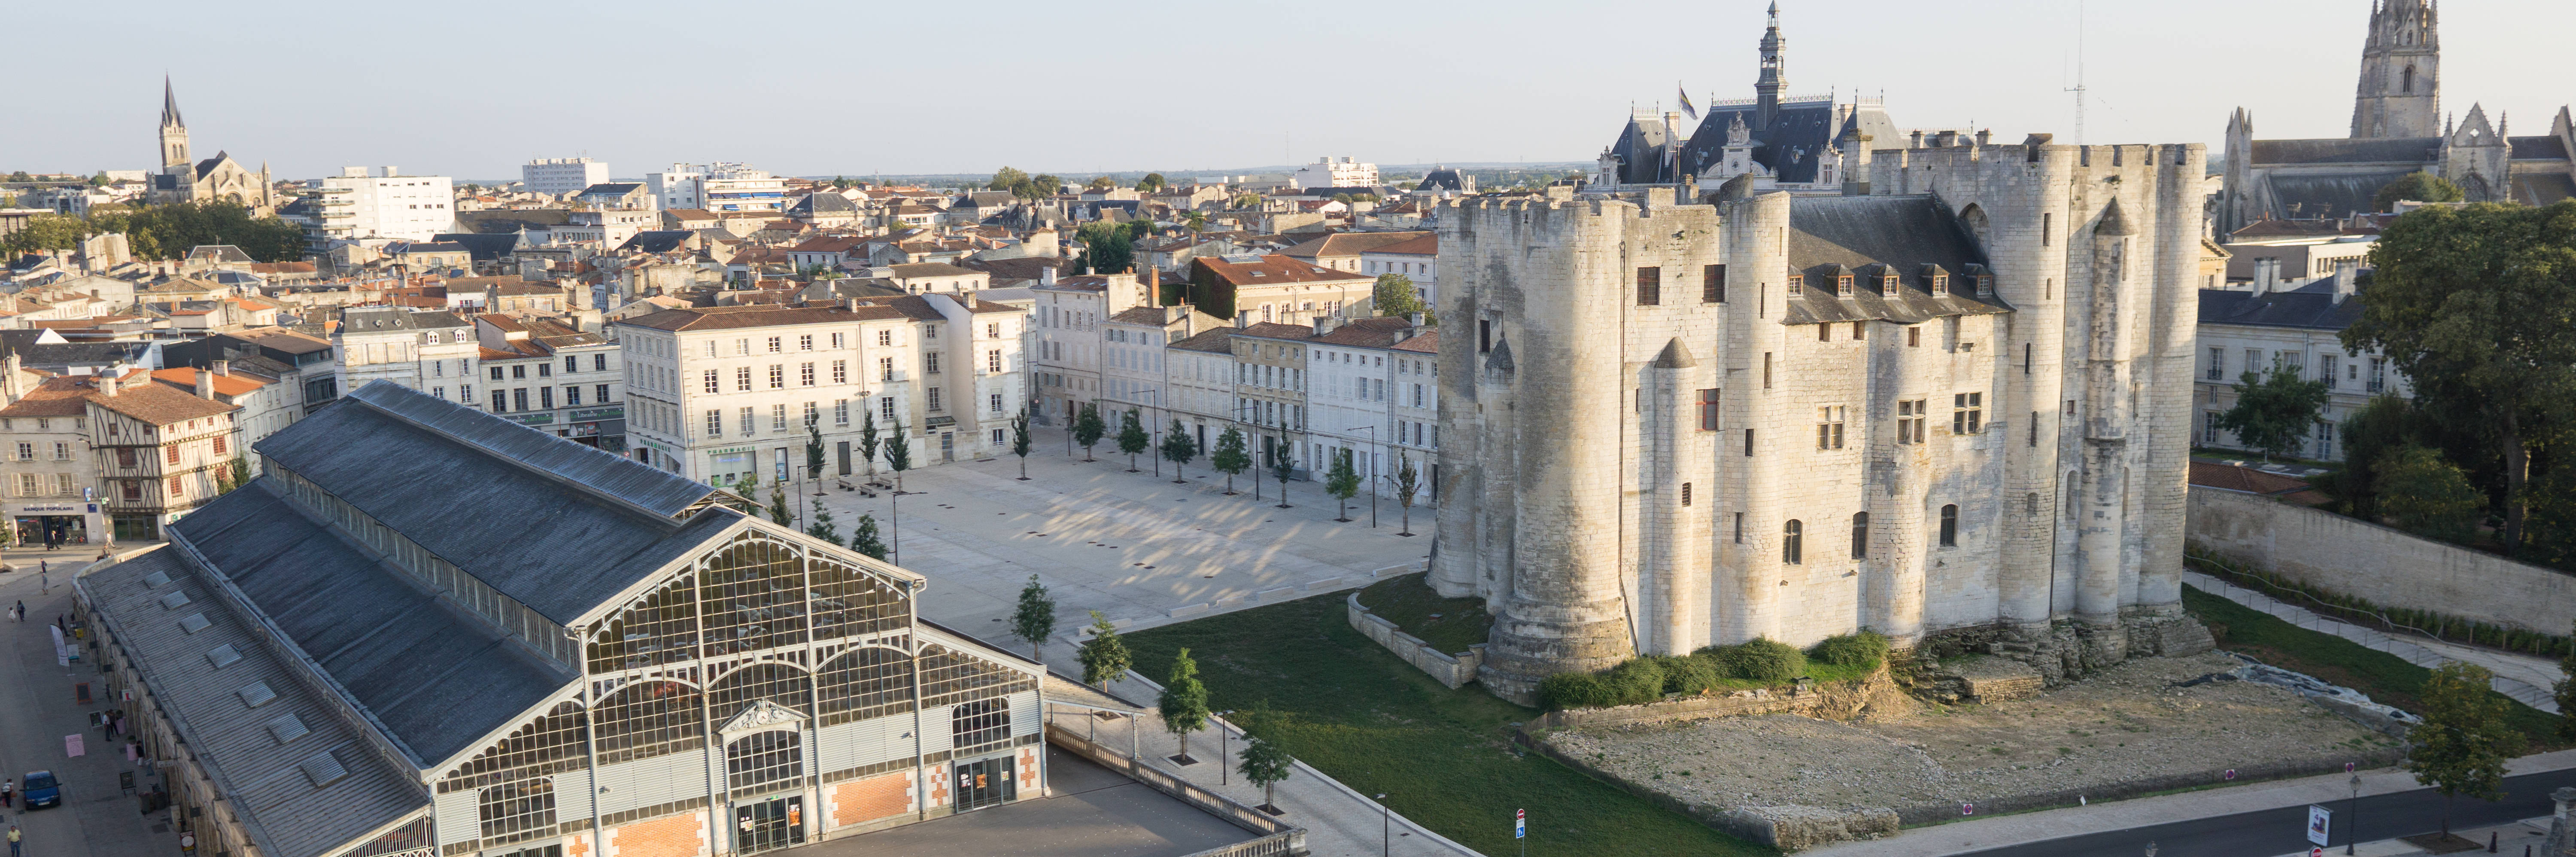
[801,426,1437,644]
[0,548,179,857]
[818,747,1251,857]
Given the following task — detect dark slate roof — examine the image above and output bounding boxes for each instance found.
[254,382,737,625]
[2196,280,2361,331]
[621,230,693,253]
[2248,138,2438,166]
[1780,195,2003,324]
[787,192,856,214]
[2513,173,2576,206]
[1608,100,1898,186]
[429,232,523,261]
[166,482,572,768]
[341,307,468,332]
[1416,168,1470,192]
[2508,135,2570,160]
[576,182,644,196]
[0,332,153,368]
[78,548,424,857]
[2263,170,2415,220]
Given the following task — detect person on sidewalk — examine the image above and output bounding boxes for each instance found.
[9,824,21,857]
[2,777,12,808]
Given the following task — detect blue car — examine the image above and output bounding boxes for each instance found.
[21,771,59,809]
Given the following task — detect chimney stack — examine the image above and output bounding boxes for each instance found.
[196,368,214,399]
[1039,265,1057,287]
[2252,257,2280,294]
[1235,311,1249,329]
[2331,258,2360,304]
[1408,312,1425,328]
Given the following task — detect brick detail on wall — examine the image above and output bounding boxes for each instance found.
[609,812,705,857]
[830,774,912,828]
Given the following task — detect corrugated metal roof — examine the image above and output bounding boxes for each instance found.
[79,548,425,857]
[347,382,714,516]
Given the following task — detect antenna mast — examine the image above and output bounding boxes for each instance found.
[2066,0,2087,145]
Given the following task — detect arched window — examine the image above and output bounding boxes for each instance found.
[1850,512,1868,559]
[440,701,587,795]
[918,644,1037,711]
[588,573,699,674]
[1783,520,1803,565]
[808,556,909,640]
[1939,504,1959,547]
[700,535,808,656]
[594,680,704,765]
[477,779,555,845]
[708,662,815,728]
[2401,65,2415,93]
[817,646,915,726]
[724,730,803,795]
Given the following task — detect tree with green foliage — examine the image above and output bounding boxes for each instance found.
[2315,395,2423,519]
[2376,445,2484,542]
[1331,193,1355,206]
[1010,407,1033,480]
[1209,426,1251,495]
[1078,610,1131,688]
[226,457,249,492]
[1230,192,1263,209]
[1160,419,1198,483]
[1372,273,1425,319]
[1385,453,1422,536]
[1182,210,1206,234]
[2374,171,2466,212]
[1159,647,1212,762]
[1088,175,1118,190]
[1236,732,1294,811]
[987,166,1029,192]
[1136,173,1167,193]
[805,508,844,546]
[1323,448,1361,522]
[850,514,887,559]
[1,213,86,254]
[7,171,30,182]
[1269,436,1295,508]
[1030,174,1063,197]
[857,408,881,477]
[2344,200,2576,555]
[1116,408,1150,472]
[1073,402,1106,461]
[883,426,911,488]
[1011,574,1057,659]
[805,412,827,485]
[86,171,108,187]
[1076,221,1133,274]
[1126,219,1152,242]
[767,481,792,526]
[2403,661,2518,838]
[2215,365,2330,461]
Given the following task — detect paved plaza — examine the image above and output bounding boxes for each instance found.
[819,747,1251,857]
[801,426,1437,643]
[0,549,178,857]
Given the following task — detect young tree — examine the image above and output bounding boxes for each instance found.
[1074,403,1106,461]
[1116,408,1150,472]
[805,508,844,546]
[2373,171,2466,212]
[2214,366,2330,462]
[1182,210,1206,235]
[767,482,793,527]
[2375,445,2484,542]
[1269,436,1296,508]
[1135,173,1167,193]
[1385,453,1422,536]
[857,408,882,478]
[1159,647,1211,763]
[2345,201,2576,555]
[883,427,913,490]
[1160,419,1198,483]
[1077,610,1132,689]
[1324,448,1361,522]
[1210,426,1251,495]
[1009,407,1033,480]
[2314,395,2423,519]
[2403,661,2518,838]
[805,412,827,485]
[1372,273,1424,318]
[1236,733,1294,813]
[1010,574,1057,660]
[850,514,887,559]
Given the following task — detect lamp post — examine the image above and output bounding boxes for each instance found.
[1133,389,1161,477]
[1376,793,1389,857]
[2347,774,2362,855]
[1215,709,1233,785]
[1347,424,1379,528]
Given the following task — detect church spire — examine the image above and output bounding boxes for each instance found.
[1754,2,1788,135]
[161,76,184,130]
[158,76,193,171]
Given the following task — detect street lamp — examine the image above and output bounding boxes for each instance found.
[1130,388,1162,477]
[2347,774,2362,855]
[1346,424,1380,529]
[1215,709,1233,785]
[1376,793,1389,857]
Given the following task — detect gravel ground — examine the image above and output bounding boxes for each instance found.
[1548,652,2402,817]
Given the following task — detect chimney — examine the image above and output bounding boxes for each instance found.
[1039,265,1057,287]
[196,368,214,399]
[2331,258,2360,304]
[1144,266,1160,305]
[2254,257,2280,293]
[1235,311,1249,329]
[1408,312,1425,328]
[213,359,230,377]
[1975,128,1992,146]
[1312,316,1333,336]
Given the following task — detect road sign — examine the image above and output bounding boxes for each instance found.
[1515,808,1525,839]
[2306,805,2332,847]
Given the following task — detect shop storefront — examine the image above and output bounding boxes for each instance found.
[707,447,758,488]
[566,407,625,453]
[12,500,103,548]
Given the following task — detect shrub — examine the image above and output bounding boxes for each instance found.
[1656,654,1722,695]
[1701,637,1806,682]
[1603,657,1667,704]
[1539,671,1616,709]
[1808,631,1891,669]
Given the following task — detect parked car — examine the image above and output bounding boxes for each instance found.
[21,770,59,808]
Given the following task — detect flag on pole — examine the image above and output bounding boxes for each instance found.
[1677,83,1698,120]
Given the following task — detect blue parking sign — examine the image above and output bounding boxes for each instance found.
[1515,808,1525,839]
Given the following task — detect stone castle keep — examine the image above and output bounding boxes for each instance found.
[1432,8,2207,705]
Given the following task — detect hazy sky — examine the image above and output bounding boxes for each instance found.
[10,0,2569,181]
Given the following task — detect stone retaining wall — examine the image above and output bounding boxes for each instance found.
[2189,486,2576,633]
[1345,591,1483,689]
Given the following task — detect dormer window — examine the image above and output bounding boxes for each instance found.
[1932,275,1950,295]
[1835,275,1853,296]
[1976,275,1994,298]
[1786,274,1804,296]
[1880,274,1899,297]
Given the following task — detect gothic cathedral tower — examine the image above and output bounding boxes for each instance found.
[2350,0,2439,139]
[159,76,192,171]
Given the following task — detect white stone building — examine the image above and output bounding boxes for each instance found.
[321,167,458,241]
[1359,233,1439,306]
[1290,156,1379,190]
[334,307,483,408]
[1305,316,1428,501]
[614,294,1025,488]
[476,315,627,451]
[2194,266,2409,463]
[521,156,611,196]
[1030,271,1150,427]
[647,162,789,215]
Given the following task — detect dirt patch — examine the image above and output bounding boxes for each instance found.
[1544,652,2404,830]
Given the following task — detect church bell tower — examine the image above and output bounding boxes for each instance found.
[159,77,192,171]
[2350,0,2440,139]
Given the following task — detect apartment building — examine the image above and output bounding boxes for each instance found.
[1290,156,1379,190]
[646,162,788,214]
[0,366,104,545]
[321,166,457,241]
[2195,267,2409,462]
[522,156,611,196]
[1304,315,1433,501]
[1099,306,1198,444]
[476,315,626,450]
[614,293,1025,488]
[1230,321,1316,478]
[1031,270,1151,426]
[85,370,241,540]
[1184,254,1373,328]
[334,307,483,409]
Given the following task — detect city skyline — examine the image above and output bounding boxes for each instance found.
[9,0,2570,181]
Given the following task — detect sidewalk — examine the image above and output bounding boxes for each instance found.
[2184,571,2563,714]
[1801,748,2576,857]
[0,548,182,857]
[1044,671,1480,857]
[2265,814,2556,857]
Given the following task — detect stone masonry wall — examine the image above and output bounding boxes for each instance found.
[1346,591,1485,688]
[2189,486,2576,632]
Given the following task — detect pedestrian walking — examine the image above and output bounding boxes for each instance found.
[3,777,13,808]
[9,823,21,857]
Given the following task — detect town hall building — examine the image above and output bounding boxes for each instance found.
[149,78,279,215]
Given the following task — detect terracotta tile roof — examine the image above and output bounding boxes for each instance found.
[1233,321,1318,342]
[1367,234,1437,256]
[87,379,239,426]
[616,301,914,332]
[2187,461,2328,506]
[1194,254,1373,286]
[148,368,267,396]
[1306,316,1416,347]
[1391,329,1438,353]
[0,374,104,418]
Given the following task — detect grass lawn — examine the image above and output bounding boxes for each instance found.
[1353,573,1495,655]
[2181,585,2568,754]
[1127,591,1776,857]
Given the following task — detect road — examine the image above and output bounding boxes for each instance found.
[1959,768,2576,857]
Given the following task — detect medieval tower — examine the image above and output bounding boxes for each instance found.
[1434,11,2208,706]
[2351,0,2440,139]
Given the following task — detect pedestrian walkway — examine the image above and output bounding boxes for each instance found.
[1801,748,2576,857]
[0,548,181,857]
[2266,814,2556,857]
[2183,571,2563,714]
[1043,671,1479,857]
